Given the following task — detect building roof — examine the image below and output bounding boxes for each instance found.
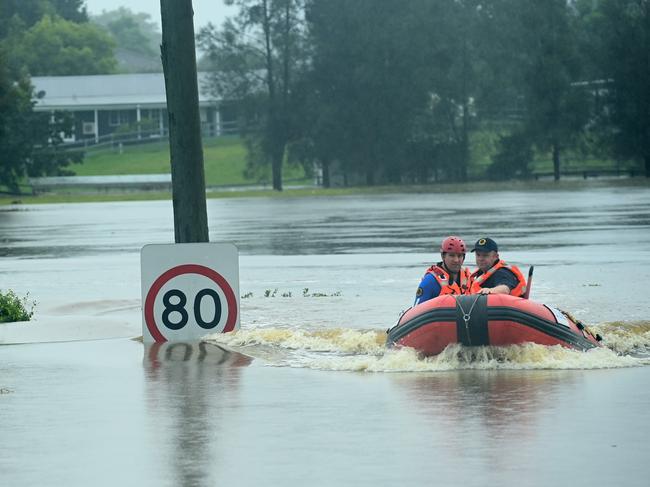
[32,72,219,111]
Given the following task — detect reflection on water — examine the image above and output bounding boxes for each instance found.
[143,342,251,487]
[388,370,574,483]
[144,341,252,367]
[398,371,564,443]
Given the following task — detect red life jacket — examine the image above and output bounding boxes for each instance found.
[469,260,527,297]
[425,264,472,296]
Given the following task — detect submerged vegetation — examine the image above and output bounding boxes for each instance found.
[256,288,343,298]
[0,289,36,323]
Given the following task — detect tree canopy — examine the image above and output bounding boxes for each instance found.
[91,7,162,72]
[0,47,81,192]
[586,0,650,175]
[199,0,649,186]
[0,0,89,191]
[0,0,88,38]
[5,14,116,76]
[198,0,308,190]
[2,0,648,190]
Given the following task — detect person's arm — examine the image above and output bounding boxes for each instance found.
[478,284,510,295]
[414,273,441,305]
[478,269,518,295]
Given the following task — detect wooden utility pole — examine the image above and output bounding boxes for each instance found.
[160,0,209,243]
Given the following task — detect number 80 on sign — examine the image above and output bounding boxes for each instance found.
[141,244,240,343]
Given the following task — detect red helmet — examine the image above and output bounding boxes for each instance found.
[440,236,467,254]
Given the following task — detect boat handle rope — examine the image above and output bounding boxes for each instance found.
[455,294,482,344]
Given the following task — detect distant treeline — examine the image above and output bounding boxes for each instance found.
[198,0,650,189]
[1,1,648,193]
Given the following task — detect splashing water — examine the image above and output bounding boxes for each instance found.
[205,327,386,354]
[594,321,650,355]
[203,321,650,372]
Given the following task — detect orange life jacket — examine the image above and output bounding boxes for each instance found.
[469,260,527,297]
[425,264,472,296]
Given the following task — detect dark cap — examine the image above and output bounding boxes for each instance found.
[471,237,498,252]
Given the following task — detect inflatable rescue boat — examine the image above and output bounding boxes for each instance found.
[386,294,602,357]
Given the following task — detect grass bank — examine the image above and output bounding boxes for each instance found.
[72,135,309,187]
[3,178,648,206]
[2,131,646,205]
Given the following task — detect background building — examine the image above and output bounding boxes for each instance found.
[32,73,237,146]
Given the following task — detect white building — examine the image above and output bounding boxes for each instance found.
[31,72,237,144]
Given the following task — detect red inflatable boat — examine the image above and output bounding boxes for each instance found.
[386,294,602,357]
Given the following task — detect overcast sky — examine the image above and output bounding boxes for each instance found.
[84,0,235,30]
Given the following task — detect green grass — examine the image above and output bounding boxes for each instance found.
[467,126,642,177]
[3,130,645,206]
[531,156,639,174]
[73,135,309,186]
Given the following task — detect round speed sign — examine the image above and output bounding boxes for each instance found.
[141,244,240,343]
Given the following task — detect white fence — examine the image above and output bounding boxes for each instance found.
[62,121,239,151]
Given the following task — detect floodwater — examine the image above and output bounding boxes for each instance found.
[2,182,650,486]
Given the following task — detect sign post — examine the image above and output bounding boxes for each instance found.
[160,0,209,243]
[141,243,239,343]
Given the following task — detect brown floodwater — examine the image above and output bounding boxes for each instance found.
[1,182,650,486]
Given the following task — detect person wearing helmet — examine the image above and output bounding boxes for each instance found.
[413,236,472,305]
[468,237,527,296]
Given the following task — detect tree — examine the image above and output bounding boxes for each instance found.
[488,131,534,180]
[586,0,650,176]
[304,0,432,185]
[49,0,88,23]
[4,14,116,76]
[92,7,162,72]
[198,0,308,191]
[0,53,33,191]
[0,0,88,38]
[417,0,490,183]
[0,48,81,192]
[510,0,590,181]
[0,2,86,191]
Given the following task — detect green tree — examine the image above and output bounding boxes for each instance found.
[488,131,534,180]
[50,0,88,23]
[470,0,589,181]
[198,0,307,191]
[5,14,116,76]
[0,0,88,38]
[304,0,432,185]
[417,0,491,182]
[0,52,33,191]
[508,0,589,180]
[0,48,81,192]
[92,7,162,72]
[586,0,650,176]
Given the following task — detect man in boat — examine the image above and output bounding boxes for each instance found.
[413,236,472,305]
[468,237,527,296]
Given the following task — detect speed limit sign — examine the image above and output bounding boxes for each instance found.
[141,243,239,343]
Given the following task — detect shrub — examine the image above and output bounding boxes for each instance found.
[0,290,35,323]
[488,132,534,180]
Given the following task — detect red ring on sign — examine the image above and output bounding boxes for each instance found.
[144,264,238,342]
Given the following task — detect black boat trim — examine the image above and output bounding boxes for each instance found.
[455,295,490,346]
[387,303,596,351]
